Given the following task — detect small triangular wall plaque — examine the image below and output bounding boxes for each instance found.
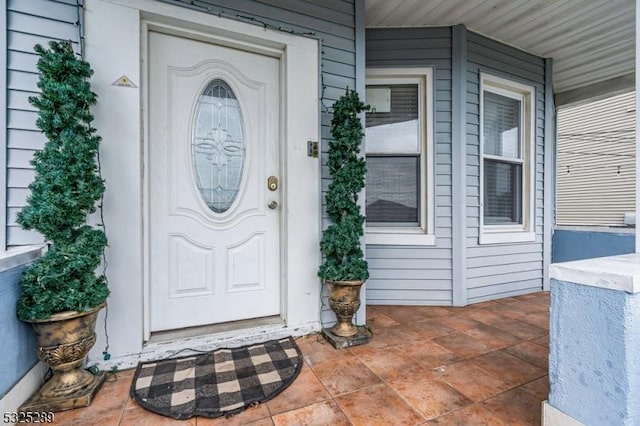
[111,75,137,88]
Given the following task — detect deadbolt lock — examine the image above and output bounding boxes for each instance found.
[267,176,278,191]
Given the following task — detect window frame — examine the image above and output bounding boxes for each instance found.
[479,73,536,244]
[364,68,435,246]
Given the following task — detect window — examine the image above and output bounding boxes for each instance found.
[365,68,434,245]
[480,74,535,244]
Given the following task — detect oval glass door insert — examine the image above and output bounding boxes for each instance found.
[192,79,245,213]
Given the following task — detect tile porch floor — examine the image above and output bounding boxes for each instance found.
[49,292,549,425]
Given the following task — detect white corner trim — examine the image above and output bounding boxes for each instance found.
[366,229,435,246]
[543,401,585,426]
[550,253,640,293]
[0,245,44,274]
[0,362,47,416]
[479,231,535,245]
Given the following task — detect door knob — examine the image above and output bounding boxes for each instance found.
[268,200,278,209]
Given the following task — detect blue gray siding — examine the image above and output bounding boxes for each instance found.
[465,32,547,302]
[364,27,549,306]
[365,27,454,305]
[6,0,82,247]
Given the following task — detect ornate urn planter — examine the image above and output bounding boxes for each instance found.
[19,303,106,412]
[325,280,364,337]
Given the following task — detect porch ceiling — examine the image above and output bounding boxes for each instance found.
[365,0,635,105]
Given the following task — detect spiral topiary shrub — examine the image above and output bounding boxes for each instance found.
[16,41,109,320]
[318,89,369,282]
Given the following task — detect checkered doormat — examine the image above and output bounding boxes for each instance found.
[130,337,302,420]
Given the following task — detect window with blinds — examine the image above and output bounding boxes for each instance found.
[365,84,421,226]
[364,68,435,246]
[480,73,535,244]
[482,91,524,225]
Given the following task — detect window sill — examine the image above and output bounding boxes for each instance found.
[479,231,535,245]
[366,228,436,246]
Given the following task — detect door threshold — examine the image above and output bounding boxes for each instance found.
[90,319,318,371]
[148,315,283,344]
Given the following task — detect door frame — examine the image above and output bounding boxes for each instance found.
[143,29,286,332]
[137,4,320,341]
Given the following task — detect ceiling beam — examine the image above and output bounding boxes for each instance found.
[555,73,635,108]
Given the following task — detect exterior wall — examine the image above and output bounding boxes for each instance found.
[6,0,82,247]
[556,91,635,226]
[365,27,454,305]
[5,0,354,366]
[465,31,547,302]
[80,0,345,367]
[5,0,357,251]
[0,263,37,398]
[553,227,635,263]
[364,27,549,306]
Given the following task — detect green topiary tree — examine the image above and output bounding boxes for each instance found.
[16,41,109,320]
[318,89,369,282]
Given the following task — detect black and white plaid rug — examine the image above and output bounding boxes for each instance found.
[130,337,302,419]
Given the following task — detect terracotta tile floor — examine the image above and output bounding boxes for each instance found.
[48,292,549,425]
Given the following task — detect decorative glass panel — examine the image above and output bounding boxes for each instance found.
[366,156,420,225]
[192,79,245,213]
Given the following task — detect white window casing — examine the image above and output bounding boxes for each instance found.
[479,73,536,244]
[364,68,435,246]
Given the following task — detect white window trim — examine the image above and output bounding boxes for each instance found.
[365,67,435,246]
[479,73,536,245]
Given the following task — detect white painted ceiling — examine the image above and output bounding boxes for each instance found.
[365,0,635,98]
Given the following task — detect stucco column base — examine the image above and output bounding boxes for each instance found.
[548,253,640,425]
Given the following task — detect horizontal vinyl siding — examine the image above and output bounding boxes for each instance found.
[556,91,635,226]
[465,31,546,303]
[365,27,453,305]
[6,0,82,246]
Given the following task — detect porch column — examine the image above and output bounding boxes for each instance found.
[543,255,640,425]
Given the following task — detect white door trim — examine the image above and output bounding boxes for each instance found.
[83,0,320,364]
[130,1,320,341]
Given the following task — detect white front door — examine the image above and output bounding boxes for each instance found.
[148,31,281,332]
